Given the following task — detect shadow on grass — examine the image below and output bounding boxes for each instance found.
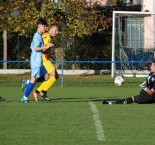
[2,97,119,103]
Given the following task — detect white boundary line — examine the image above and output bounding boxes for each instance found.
[89,102,105,141]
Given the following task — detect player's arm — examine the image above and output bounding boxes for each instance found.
[34,43,53,51]
[33,35,53,52]
[145,89,155,95]
[43,33,54,47]
[144,82,155,95]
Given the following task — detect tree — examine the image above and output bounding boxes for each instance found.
[0,0,119,38]
[0,0,127,69]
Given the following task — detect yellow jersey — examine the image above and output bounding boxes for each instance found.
[42,33,56,74]
[42,32,52,46]
[42,32,53,57]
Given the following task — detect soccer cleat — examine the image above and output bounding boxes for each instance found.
[102,100,109,104]
[0,96,6,101]
[102,100,116,105]
[31,91,38,102]
[21,79,28,92]
[44,97,50,101]
[41,93,50,102]
[21,97,29,103]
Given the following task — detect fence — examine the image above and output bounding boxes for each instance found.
[0,60,153,87]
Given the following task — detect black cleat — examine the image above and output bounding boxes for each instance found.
[102,100,116,105]
[41,94,51,102]
[0,96,6,101]
[102,100,109,104]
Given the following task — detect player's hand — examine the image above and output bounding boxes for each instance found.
[47,43,54,48]
[43,43,54,51]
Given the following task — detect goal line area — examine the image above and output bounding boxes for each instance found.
[0,60,152,79]
[112,11,155,77]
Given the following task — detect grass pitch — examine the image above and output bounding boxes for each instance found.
[0,74,155,145]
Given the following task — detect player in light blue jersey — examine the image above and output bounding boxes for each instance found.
[21,18,53,103]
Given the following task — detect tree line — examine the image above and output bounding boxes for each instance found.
[0,0,139,69]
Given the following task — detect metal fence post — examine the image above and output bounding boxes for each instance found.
[61,61,64,87]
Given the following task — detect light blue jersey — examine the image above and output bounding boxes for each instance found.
[30,32,44,69]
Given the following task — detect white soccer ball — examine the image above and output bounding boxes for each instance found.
[114,76,124,86]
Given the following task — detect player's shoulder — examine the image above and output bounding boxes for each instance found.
[33,32,42,39]
[42,32,50,39]
[149,72,154,75]
[149,72,155,79]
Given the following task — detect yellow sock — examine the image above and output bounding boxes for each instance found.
[42,76,56,91]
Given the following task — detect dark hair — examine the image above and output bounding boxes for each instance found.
[37,18,48,26]
[153,60,155,63]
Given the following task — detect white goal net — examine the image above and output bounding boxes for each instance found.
[111,11,155,77]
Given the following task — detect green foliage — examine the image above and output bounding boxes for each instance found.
[0,0,120,38]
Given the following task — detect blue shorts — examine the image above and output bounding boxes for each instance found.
[31,66,47,78]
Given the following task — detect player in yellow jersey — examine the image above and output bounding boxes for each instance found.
[32,24,59,102]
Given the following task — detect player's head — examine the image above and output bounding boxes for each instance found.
[48,24,59,37]
[150,60,155,72]
[37,18,48,34]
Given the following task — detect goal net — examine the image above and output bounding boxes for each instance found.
[111,11,155,77]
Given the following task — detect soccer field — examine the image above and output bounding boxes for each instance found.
[0,74,155,145]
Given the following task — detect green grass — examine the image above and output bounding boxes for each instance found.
[0,74,155,145]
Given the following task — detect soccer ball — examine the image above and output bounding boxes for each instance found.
[114,76,124,86]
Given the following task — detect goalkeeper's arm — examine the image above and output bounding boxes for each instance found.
[139,81,146,88]
[143,87,155,95]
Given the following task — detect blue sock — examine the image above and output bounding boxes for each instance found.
[24,83,35,98]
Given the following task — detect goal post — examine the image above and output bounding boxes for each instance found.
[111,11,155,78]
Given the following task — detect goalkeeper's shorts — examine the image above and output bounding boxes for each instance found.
[134,89,155,104]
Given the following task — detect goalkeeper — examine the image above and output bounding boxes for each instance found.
[102,60,155,105]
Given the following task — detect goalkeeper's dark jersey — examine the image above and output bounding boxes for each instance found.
[146,72,155,91]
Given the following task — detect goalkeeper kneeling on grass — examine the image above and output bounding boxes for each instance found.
[102,60,155,105]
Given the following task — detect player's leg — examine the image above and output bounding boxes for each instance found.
[41,57,59,94]
[33,55,58,101]
[21,68,40,103]
[38,70,59,100]
[21,76,37,103]
[21,79,30,91]
[102,89,155,105]
[41,70,59,93]
[21,72,50,92]
[102,96,134,104]
[133,90,155,104]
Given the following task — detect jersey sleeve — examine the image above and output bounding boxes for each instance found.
[34,38,41,48]
[31,33,43,50]
[42,33,52,46]
[152,80,155,91]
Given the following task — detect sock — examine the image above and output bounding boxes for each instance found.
[24,83,35,97]
[27,80,30,85]
[42,90,47,95]
[116,97,133,104]
[41,91,47,99]
[35,90,40,94]
[37,76,56,92]
[24,96,28,101]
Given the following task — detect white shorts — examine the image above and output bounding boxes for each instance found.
[31,66,47,78]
